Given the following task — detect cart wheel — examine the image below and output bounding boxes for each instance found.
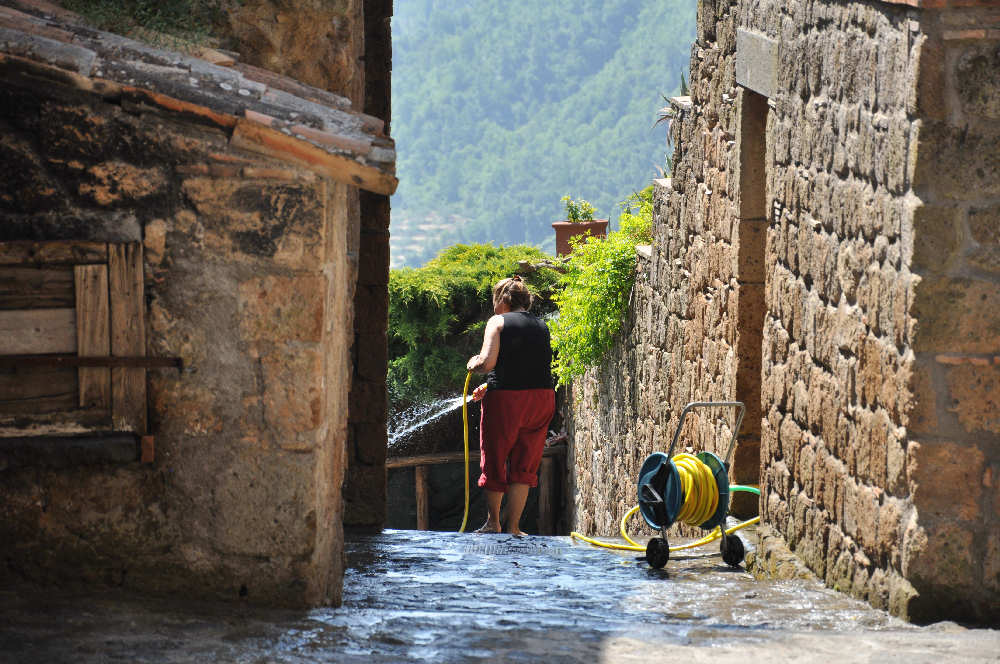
[645,537,670,569]
[721,534,744,567]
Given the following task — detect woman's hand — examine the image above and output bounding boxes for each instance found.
[467,354,483,372]
[471,383,488,402]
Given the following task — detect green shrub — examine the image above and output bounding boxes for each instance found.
[549,186,654,385]
[389,243,560,407]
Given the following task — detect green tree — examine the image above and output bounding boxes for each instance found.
[391,0,694,266]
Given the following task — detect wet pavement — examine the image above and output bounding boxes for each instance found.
[1,528,998,663]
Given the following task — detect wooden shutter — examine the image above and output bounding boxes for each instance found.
[75,264,111,409]
[0,241,147,436]
[109,243,146,434]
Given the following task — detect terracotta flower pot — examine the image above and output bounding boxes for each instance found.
[551,219,609,256]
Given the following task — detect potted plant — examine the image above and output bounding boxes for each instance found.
[552,195,609,256]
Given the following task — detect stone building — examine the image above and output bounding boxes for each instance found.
[0,0,393,606]
[568,0,998,623]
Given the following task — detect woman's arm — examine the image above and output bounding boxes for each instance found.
[466,314,504,374]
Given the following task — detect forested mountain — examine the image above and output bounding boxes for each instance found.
[390,0,695,267]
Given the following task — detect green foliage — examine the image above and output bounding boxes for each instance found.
[62,0,224,45]
[389,243,561,406]
[617,186,655,245]
[391,0,695,265]
[549,186,654,385]
[560,195,597,223]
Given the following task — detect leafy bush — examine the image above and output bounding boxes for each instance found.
[389,243,560,407]
[549,186,654,385]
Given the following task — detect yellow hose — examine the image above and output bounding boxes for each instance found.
[673,452,719,526]
[570,450,760,553]
[570,512,760,552]
[458,372,473,533]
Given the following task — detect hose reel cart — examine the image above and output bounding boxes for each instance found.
[637,401,747,569]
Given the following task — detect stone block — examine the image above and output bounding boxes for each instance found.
[886,435,907,496]
[954,42,1000,121]
[870,411,890,489]
[180,177,325,268]
[212,450,317,557]
[911,276,1000,354]
[796,437,817,496]
[968,204,1000,274]
[779,414,803,471]
[906,520,977,604]
[876,497,902,562]
[909,203,961,274]
[945,362,1000,434]
[153,383,224,437]
[239,274,326,345]
[911,121,1000,199]
[354,283,389,329]
[884,116,911,194]
[262,345,324,442]
[144,219,168,265]
[851,482,881,554]
[910,439,984,523]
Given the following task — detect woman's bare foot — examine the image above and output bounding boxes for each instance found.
[506,527,526,536]
[474,520,501,534]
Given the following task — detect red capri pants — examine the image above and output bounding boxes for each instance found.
[478,388,556,492]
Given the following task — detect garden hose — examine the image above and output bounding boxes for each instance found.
[570,453,762,553]
[672,452,720,526]
[458,371,473,533]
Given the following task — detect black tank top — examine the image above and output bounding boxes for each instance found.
[487,311,553,391]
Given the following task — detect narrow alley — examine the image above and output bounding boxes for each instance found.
[2,528,998,663]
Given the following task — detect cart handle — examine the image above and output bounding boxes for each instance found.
[666,401,746,463]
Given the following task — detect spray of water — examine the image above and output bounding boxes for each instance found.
[387,393,472,449]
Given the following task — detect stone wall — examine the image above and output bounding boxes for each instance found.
[217,0,365,105]
[893,3,1000,623]
[0,75,355,606]
[568,0,998,624]
[212,0,394,531]
[568,1,764,539]
[344,0,393,530]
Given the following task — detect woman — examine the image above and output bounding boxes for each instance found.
[467,276,555,535]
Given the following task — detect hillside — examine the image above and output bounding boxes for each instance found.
[390,0,695,266]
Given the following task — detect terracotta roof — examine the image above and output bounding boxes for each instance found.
[0,1,397,195]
